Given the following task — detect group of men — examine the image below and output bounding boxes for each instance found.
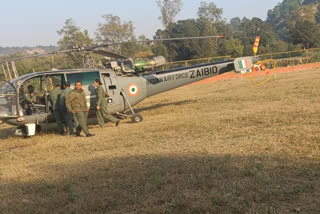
[18,80,119,137]
[53,80,121,137]
[48,81,75,136]
[49,81,96,137]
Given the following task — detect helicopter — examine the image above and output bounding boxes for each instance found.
[0,36,258,137]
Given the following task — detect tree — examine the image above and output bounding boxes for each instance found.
[120,35,153,57]
[152,43,169,60]
[57,18,92,50]
[302,0,320,5]
[230,17,241,31]
[231,17,285,55]
[96,14,135,53]
[223,38,244,57]
[57,18,93,68]
[315,5,320,23]
[289,20,320,49]
[154,18,220,61]
[267,0,301,41]
[197,1,223,24]
[156,0,183,30]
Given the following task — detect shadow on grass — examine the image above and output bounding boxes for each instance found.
[0,125,16,139]
[0,155,319,214]
[0,118,111,139]
[0,100,192,139]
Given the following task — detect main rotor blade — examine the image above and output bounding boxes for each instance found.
[92,50,127,59]
[107,35,224,46]
[0,35,223,63]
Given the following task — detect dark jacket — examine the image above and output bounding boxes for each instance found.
[95,86,108,108]
[66,89,88,112]
[49,87,62,111]
[59,87,72,112]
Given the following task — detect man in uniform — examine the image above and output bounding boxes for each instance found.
[49,84,64,135]
[93,79,120,127]
[66,81,94,137]
[18,86,26,115]
[25,85,37,115]
[59,81,74,135]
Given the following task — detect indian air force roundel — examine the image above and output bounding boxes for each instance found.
[128,84,139,96]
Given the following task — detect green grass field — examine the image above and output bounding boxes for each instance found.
[1,69,320,213]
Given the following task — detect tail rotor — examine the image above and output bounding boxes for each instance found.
[233,36,277,85]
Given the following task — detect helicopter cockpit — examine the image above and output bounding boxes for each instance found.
[0,80,19,119]
[0,73,66,119]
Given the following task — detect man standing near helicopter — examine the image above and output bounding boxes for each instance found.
[59,81,74,135]
[25,85,38,115]
[66,81,94,137]
[49,84,64,135]
[93,79,120,127]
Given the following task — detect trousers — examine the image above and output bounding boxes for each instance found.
[63,111,74,135]
[74,111,89,135]
[53,109,64,134]
[96,107,119,127]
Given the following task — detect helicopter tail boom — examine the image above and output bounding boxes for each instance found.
[144,60,235,97]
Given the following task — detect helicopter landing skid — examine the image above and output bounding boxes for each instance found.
[119,90,143,123]
[116,112,143,123]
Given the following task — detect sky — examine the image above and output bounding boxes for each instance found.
[0,0,282,47]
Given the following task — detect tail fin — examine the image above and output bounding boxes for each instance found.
[234,57,253,73]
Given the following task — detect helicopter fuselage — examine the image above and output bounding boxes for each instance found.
[0,59,235,128]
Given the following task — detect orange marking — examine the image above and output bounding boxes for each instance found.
[186,63,320,87]
[260,64,267,71]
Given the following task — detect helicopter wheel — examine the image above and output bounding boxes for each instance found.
[131,114,143,123]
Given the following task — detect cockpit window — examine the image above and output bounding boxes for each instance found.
[22,76,46,105]
[0,81,18,118]
[22,76,43,92]
[66,71,100,86]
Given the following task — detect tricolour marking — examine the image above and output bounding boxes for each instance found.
[239,59,249,69]
[128,84,139,96]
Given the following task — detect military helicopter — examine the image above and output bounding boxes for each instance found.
[0,36,258,137]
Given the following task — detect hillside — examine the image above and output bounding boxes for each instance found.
[267,0,320,41]
[0,46,57,57]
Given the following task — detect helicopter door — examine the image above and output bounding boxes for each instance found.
[46,74,66,112]
[101,72,121,113]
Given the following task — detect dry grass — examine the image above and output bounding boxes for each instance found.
[1,69,320,213]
